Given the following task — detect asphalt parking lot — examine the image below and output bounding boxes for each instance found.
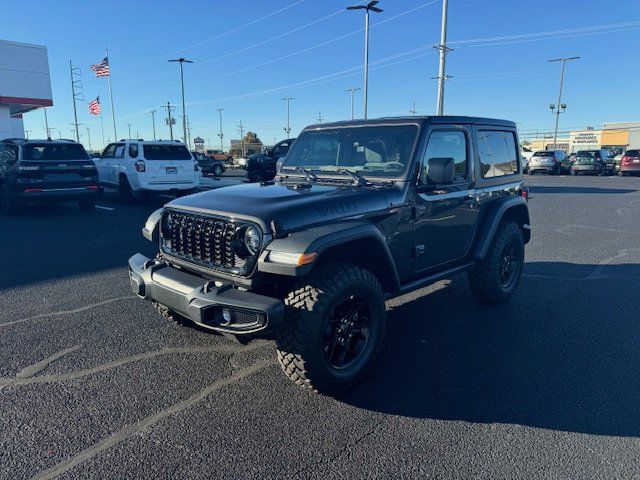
[1,174,639,479]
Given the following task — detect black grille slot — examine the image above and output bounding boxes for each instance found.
[162,210,252,274]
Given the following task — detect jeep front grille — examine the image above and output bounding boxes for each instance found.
[161,210,256,275]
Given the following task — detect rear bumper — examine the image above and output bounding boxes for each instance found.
[16,187,99,201]
[621,164,640,173]
[128,253,284,335]
[572,165,598,173]
[136,182,199,192]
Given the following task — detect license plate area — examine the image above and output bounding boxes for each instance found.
[166,166,178,174]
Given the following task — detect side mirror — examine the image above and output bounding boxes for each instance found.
[423,157,454,185]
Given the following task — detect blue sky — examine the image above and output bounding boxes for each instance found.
[4,0,640,150]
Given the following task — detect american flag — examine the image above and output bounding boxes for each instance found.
[88,97,101,115]
[91,57,110,77]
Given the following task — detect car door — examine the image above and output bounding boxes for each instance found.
[98,144,116,186]
[412,125,479,275]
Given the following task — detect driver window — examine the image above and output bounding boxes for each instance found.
[421,130,468,184]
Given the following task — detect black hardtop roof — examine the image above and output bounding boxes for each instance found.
[304,115,516,130]
[1,138,77,145]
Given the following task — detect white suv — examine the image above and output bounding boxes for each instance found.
[96,140,200,201]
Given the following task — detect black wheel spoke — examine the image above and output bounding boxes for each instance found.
[323,296,371,370]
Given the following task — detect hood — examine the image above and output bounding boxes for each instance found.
[166,181,394,233]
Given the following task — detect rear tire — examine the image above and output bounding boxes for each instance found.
[119,176,135,204]
[0,184,20,215]
[213,164,223,177]
[276,262,386,394]
[572,170,579,176]
[468,222,524,304]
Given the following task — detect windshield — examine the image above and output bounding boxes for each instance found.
[143,144,192,160]
[281,125,419,177]
[22,143,90,161]
[577,151,598,157]
[533,151,554,157]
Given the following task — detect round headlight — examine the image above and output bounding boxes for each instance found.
[243,226,261,256]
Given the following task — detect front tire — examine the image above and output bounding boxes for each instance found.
[0,184,20,215]
[213,164,223,177]
[276,262,386,394]
[468,222,524,304]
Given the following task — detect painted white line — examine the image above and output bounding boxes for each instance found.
[95,205,115,211]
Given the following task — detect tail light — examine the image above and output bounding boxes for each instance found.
[135,160,145,172]
[520,188,529,201]
[622,155,631,165]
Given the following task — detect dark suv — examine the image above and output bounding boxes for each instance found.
[571,149,614,175]
[128,117,530,394]
[0,139,99,214]
[246,138,295,182]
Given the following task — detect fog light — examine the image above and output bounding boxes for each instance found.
[221,308,232,325]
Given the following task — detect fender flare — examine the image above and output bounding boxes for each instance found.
[258,220,401,290]
[473,196,530,261]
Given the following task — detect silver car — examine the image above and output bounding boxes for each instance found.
[528,150,566,175]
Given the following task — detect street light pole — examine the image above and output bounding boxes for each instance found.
[282,97,294,137]
[347,1,383,119]
[345,87,361,119]
[168,58,194,144]
[150,110,157,140]
[549,56,580,151]
[216,108,225,150]
[434,0,451,115]
[127,124,132,139]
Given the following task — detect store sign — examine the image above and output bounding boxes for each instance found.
[572,132,600,144]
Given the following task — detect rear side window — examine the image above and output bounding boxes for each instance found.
[22,143,90,161]
[143,144,192,160]
[423,130,468,182]
[114,144,125,158]
[477,130,518,178]
[128,144,139,158]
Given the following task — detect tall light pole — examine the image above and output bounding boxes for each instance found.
[216,108,225,150]
[150,110,157,140]
[86,127,92,151]
[345,87,361,119]
[69,60,83,142]
[549,56,580,151]
[127,124,132,139]
[434,0,452,115]
[168,58,193,144]
[282,97,294,138]
[43,108,51,139]
[347,1,383,119]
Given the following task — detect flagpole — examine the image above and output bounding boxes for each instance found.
[106,47,117,140]
[99,95,105,150]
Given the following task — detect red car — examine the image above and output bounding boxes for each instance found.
[620,149,640,176]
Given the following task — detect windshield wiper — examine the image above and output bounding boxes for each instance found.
[336,169,369,186]
[295,166,318,183]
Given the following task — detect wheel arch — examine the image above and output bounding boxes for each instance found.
[473,196,530,261]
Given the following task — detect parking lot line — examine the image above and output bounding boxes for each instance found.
[95,205,115,211]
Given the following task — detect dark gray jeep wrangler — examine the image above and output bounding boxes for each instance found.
[129,116,530,394]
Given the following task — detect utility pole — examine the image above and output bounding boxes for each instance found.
[86,127,92,151]
[186,116,192,147]
[409,100,418,115]
[282,97,294,138]
[162,102,176,140]
[168,58,194,144]
[57,130,62,139]
[434,0,452,115]
[69,60,83,142]
[549,56,580,151]
[237,120,245,158]
[43,108,52,139]
[216,108,225,150]
[150,110,157,140]
[345,87,362,120]
[317,111,324,124]
[136,130,140,139]
[127,124,132,139]
[347,1,383,119]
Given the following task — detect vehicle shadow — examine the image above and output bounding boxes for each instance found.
[342,261,640,437]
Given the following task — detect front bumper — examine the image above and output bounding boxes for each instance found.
[128,253,284,335]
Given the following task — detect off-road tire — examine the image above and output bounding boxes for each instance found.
[213,164,223,177]
[468,221,524,304]
[153,302,188,326]
[119,176,135,204]
[276,262,386,394]
[0,184,20,215]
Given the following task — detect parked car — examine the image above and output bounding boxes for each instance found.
[528,150,566,175]
[619,149,640,176]
[246,138,295,182]
[0,138,99,214]
[205,149,233,165]
[571,149,612,176]
[128,116,530,394]
[95,140,199,202]
[192,151,225,177]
